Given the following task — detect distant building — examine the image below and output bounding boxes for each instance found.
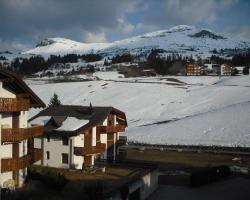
[186,64,203,75]
[30,105,127,169]
[204,64,221,75]
[0,69,45,188]
[221,64,232,76]
[234,66,245,74]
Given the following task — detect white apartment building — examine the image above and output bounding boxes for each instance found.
[29,105,127,168]
[0,69,45,188]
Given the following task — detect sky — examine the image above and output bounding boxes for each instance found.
[0,0,250,52]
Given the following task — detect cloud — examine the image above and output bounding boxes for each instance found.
[0,0,249,51]
[163,0,216,25]
[218,0,239,8]
[84,32,107,43]
[234,26,250,41]
[0,0,142,46]
[0,40,29,52]
[117,18,135,34]
[142,0,241,29]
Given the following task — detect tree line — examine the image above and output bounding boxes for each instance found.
[10,53,103,75]
[5,48,250,76]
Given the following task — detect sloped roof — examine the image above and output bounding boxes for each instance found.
[0,69,46,108]
[29,105,127,137]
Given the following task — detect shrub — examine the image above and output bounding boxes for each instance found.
[28,167,68,191]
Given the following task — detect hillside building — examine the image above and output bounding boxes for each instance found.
[0,69,45,188]
[221,64,232,76]
[186,64,204,75]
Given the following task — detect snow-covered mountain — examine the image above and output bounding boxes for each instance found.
[24,25,250,58]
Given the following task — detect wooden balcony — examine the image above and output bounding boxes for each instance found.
[1,149,42,173]
[0,98,30,112]
[97,125,126,133]
[74,143,106,156]
[106,125,126,133]
[1,125,43,142]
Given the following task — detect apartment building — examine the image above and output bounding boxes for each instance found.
[0,69,45,188]
[29,105,127,169]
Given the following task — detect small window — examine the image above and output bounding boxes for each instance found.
[62,137,69,146]
[47,135,50,142]
[62,153,69,164]
[46,151,50,160]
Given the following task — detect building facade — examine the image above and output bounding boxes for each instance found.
[186,64,204,76]
[0,69,45,188]
[221,64,232,76]
[30,106,127,169]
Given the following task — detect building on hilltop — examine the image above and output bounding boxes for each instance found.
[29,105,127,168]
[0,69,45,188]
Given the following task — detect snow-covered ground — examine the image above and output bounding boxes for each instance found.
[93,71,124,80]
[27,74,250,147]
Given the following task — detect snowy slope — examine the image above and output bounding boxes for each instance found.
[25,37,110,57]
[27,75,250,147]
[23,25,250,57]
[127,101,250,147]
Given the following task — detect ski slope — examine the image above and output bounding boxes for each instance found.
[27,74,250,147]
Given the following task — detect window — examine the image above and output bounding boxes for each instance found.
[62,153,69,164]
[46,151,50,160]
[47,135,50,142]
[62,137,69,146]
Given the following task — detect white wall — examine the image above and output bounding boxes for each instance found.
[0,82,15,187]
[18,168,27,187]
[92,127,96,146]
[140,170,158,200]
[19,140,28,157]
[100,133,107,159]
[34,138,42,165]
[19,111,28,128]
[74,134,84,147]
[1,113,12,128]
[73,134,84,169]
[0,84,16,98]
[42,137,71,169]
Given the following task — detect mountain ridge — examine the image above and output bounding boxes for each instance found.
[23,25,250,58]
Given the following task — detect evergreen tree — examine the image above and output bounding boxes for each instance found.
[243,67,249,75]
[48,93,62,107]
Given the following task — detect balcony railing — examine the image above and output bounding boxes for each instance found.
[97,125,126,133]
[1,125,43,142]
[1,149,42,173]
[0,98,30,112]
[106,125,126,133]
[97,124,126,133]
[74,143,106,156]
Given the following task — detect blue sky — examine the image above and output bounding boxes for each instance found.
[0,0,249,51]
